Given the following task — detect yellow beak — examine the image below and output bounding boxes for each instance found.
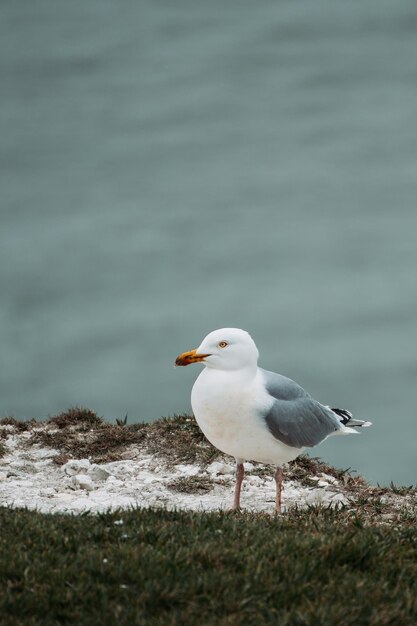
[175,349,211,366]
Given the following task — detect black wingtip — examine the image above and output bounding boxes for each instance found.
[330,407,352,425]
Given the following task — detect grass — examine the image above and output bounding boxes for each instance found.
[0,505,416,626]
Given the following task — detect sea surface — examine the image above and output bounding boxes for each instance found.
[1,0,417,485]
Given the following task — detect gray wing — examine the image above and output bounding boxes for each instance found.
[260,368,341,448]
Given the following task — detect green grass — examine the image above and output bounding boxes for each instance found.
[1,506,416,626]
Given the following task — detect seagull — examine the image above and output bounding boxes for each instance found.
[175,328,371,513]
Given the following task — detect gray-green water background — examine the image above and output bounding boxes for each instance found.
[2,1,416,485]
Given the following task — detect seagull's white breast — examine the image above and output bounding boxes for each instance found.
[191,367,301,465]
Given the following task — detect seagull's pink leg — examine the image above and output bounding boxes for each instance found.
[275,466,284,513]
[233,461,244,510]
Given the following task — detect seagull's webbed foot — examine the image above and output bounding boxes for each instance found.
[233,461,245,510]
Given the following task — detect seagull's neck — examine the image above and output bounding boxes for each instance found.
[203,364,258,385]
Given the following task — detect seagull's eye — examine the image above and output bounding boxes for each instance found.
[218,341,228,348]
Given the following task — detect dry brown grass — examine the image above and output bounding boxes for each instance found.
[237,454,367,494]
[287,454,368,492]
[28,407,147,463]
[0,416,36,440]
[144,414,221,466]
[167,475,218,494]
[47,407,103,429]
[21,408,220,465]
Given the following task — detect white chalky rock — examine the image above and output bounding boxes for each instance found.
[320,473,339,484]
[70,497,94,511]
[87,465,112,482]
[7,468,26,478]
[30,448,58,460]
[8,461,38,474]
[317,480,330,487]
[40,487,57,497]
[107,476,124,488]
[207,462,235,476]
[4,436,20,450]
[305,489,348,507]
[329,493,349,505]
[174,464,200,476]
[63,459,91,476]
[55,492,74,502]
[71,474,95,491]
[107,496,136,509]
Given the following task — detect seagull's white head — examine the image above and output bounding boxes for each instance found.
[175,328,259,371]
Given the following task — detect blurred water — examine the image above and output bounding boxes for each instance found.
[1,0,417,485]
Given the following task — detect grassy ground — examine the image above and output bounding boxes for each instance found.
[1,505,416,626]
[1,410,416,624]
